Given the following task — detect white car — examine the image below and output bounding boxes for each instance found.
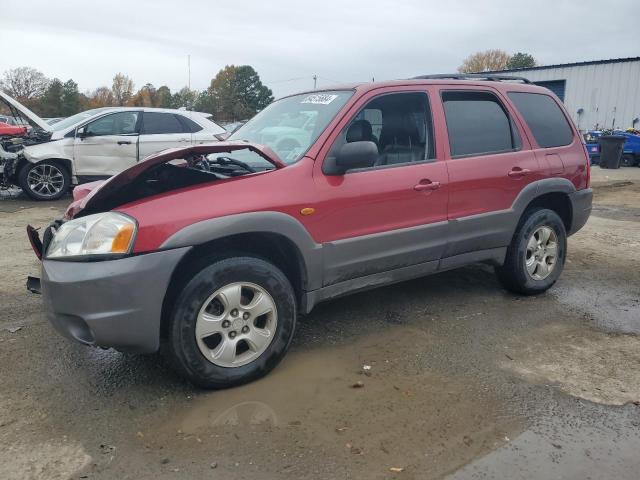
[0,91,225,200]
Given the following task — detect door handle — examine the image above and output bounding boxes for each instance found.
[117,140,132,145]
[178,138,190,142]
[414,180,441,191]
[508,168,531,178]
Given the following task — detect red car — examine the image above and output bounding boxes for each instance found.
[28,75,592,388]
[0,122,27,137]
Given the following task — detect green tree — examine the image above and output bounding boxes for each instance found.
[171,87,199,110]
[40,78,64,117]
[194,90,216,114]
[155,85,172,108]
[209,65,273,122]
[61,79,80,116]
[506,52,537,69]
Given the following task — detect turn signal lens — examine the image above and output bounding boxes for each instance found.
[111,223,135,253]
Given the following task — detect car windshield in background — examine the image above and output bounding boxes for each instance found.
[228,90,353,164]
[50,108,113,131]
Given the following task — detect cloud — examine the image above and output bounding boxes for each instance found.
[1,0,637,98]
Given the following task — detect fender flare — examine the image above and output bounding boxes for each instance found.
[160,211,324,291]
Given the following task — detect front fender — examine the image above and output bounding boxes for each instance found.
[160,211,324,291]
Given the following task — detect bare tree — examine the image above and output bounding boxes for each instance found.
[458,49,512,73]
[111,73,134,106]
[0,67,49,101]
[87,86,114,108]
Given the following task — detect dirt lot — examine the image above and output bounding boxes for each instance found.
[1,166,639,480]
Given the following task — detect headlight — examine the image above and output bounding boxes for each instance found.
[46,212,137,259]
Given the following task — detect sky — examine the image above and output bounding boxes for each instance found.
[1,0,638,99]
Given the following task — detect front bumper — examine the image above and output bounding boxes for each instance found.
[40,247,190,353]
[568,188,593,235]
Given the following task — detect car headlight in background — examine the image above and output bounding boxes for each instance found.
[46,212,137,259]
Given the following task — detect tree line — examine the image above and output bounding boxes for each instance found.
[1,51,537,122]
[0,65,274,124]
[458,50,537,73]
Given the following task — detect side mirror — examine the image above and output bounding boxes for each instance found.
[325,141,378,175]
[76,126,87,138]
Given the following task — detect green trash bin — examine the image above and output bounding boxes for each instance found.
[598,135,626,169]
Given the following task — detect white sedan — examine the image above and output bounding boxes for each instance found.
[0,91,225,200]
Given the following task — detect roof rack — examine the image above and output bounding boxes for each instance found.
[411,73,531,84]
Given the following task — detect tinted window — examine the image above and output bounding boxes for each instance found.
[142,112,185,134]
[85,112,139,136]
[508,92,573,148]
[442,91,518,157]
[329,92,434,171]
[177,115,203,133]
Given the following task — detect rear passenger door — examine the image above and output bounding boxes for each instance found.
[138,111,191,160]
[438,87,541,257]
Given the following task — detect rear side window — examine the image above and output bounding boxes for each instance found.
[177,115,203,133]
[508,92,573,148]
[142,112,185,134]
[442,91,520,157]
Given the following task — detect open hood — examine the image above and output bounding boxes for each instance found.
[0,91,52,133]
[66,141,286,218]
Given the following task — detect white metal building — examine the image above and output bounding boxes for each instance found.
[487,57,640,132]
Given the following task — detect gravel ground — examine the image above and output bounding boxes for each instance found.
[0,166,639,480]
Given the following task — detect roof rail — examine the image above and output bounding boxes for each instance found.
[411,73,531,84]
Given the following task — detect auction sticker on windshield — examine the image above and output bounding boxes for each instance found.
[301,94,338,105]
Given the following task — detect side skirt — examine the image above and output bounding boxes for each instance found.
[302,247,506,314]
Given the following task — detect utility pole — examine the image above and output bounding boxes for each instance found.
[313,75,317,90]
[188,54,191,90]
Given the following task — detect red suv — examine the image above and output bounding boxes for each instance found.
[28,75,592,388]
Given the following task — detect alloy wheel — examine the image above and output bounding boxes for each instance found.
[26,164,65,197]
[525,226,558,280]
[195,282,278,367]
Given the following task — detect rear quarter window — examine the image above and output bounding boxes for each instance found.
[507,92,574,148]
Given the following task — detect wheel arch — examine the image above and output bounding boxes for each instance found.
[513,178,575,233]
[158,212,323,339]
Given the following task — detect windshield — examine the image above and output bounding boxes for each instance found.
[51,108,113,132]
[228,90,353,164]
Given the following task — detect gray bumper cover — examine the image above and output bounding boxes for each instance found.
[568,188,593,235]
[41,247,190,353]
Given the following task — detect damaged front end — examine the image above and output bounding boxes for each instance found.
[64,142,284,219]
[1,91,53,189]
[26,142,284,263]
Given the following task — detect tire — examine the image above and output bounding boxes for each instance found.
[19,160,70,200]
[621,154,635,167]
[496,208,567,295]
[165,256,296,389]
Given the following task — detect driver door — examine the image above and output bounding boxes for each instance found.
[73,111,141,179]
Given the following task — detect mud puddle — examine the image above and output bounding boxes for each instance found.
[135,326,524,479]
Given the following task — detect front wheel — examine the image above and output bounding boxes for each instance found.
[165,256,296,389]
[496,208,567,295]
[19,160,70,200]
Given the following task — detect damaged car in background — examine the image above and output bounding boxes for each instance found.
[0,91,226,200]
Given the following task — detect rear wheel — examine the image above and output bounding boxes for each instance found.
[19,160,70,200]
[496,208,566,295]
[165,256,296,389]
[621,154,636,167]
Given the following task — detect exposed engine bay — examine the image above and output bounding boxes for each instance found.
[1,98,52,190]
[69,143,283,218]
